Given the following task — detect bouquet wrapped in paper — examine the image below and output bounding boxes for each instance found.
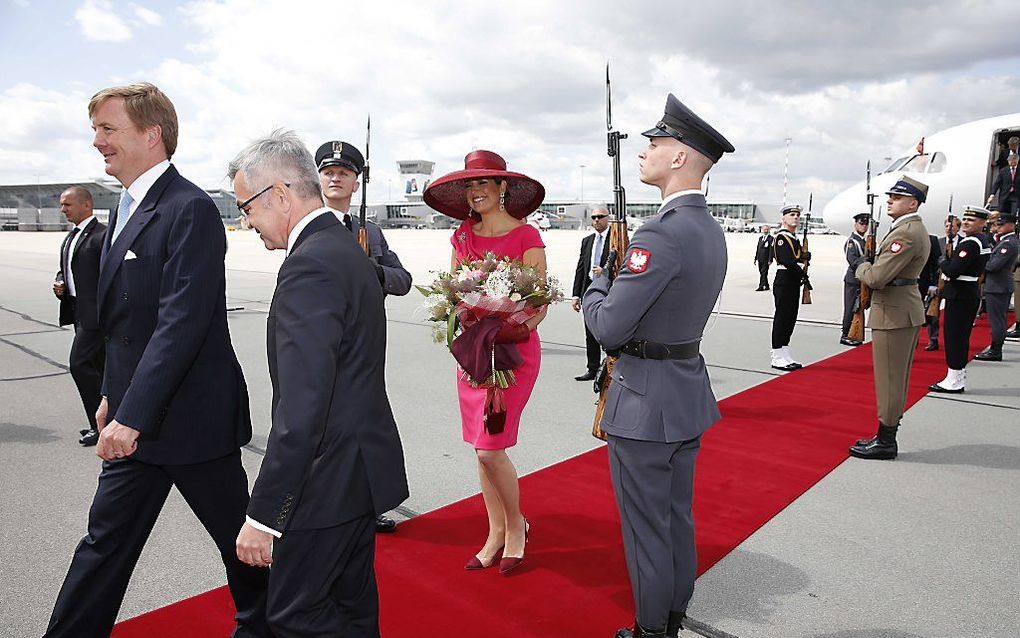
[417,252,563,433]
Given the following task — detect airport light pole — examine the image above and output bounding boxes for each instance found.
[579,164,586,202]
[783,137,792,206]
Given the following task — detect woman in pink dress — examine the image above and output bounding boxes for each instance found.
[423,150,547,574]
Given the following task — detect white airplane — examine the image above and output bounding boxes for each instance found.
[822,113,1020,235]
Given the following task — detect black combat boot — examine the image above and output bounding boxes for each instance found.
[849,423,897,460]
[666,611,686,636]
[974,343,1003,361]
[854,422,881,447]
[615,621,668,637]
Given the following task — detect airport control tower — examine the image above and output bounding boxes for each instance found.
[397,160,434,202]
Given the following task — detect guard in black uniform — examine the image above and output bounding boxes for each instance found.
[771,205,810,370]
[930,206,992,393]
[840,213,868,346]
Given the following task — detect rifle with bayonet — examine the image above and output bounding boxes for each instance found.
[592,63,630,441]
[357,114,371,256]
[926,199,953,319]
[847,162,879,342]
[801,193,813,304]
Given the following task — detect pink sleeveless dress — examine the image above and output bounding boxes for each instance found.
[451,219,545,449]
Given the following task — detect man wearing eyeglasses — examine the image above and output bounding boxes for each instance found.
[571,205,613,381]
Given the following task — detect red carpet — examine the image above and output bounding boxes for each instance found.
[112,319,993,637]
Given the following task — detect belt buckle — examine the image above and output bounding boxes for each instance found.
[645,341,669,359]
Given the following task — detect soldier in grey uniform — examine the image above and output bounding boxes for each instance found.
[316,140,411,534]
[316,140,412,297]
[974,212,1018,361]
[849,176,930,460]
[840,213,869,346]
[583,94,734,638]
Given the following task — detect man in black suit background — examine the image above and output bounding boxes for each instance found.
[53,186,106,446]
[572,205,612,381]
[230,130,408,638]
[44,83,269,638]
[988,153,1020,216]
[753,224,774,291]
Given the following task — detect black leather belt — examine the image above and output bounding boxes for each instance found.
[888,278,917,286]
[618,339,701,360]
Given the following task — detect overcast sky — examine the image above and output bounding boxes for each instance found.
[3,0,1020,209]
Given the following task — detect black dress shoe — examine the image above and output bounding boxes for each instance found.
[375,514,397,533]
[974,348,1002,362]
[79,428,92,436]
[928,382,964,394]
[615,624,668,638]
[924,341,939,351]
[839,337,863,346]
[1005,328,1020,339]
[79,429,99,447]
[849,424,897,460]
[574,370,597,381]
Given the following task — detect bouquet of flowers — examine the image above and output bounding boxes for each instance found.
[417,253,563,433]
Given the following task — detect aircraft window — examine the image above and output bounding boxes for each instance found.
[882,156,911,173]
[927,152,947,173]
[902,154,931,173]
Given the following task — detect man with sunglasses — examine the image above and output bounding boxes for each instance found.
[572,205,613,381]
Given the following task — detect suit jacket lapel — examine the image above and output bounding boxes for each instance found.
[98,165,177,308]
[70,217,98,265]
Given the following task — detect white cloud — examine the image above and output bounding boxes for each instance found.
[75,0,133,42]
[130,3,163,26]
[6,0,1020,210]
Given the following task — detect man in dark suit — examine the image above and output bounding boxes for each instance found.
[230,130,408,638]
[571,205,612,380]
[988,153,1020,216]
[753,224,774,291]
[316,139,411,534]
[53,186,107,446]
[44,83,269,638]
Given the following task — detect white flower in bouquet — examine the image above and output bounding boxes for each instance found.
[483,269,513,299]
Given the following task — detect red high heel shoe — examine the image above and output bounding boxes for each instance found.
[464,545,504,570]
[499,518,529,575]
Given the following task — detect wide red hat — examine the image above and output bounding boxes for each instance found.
[423,150,545,220]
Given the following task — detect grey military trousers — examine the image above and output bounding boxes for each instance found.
[986,292,1011,345]
[608,434,700,630]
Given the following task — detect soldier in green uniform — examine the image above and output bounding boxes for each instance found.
[849,176,930,460]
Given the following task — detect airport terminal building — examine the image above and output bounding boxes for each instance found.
[1,168,788,233]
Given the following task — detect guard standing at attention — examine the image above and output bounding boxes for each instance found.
[753,224,774,291]
[930,206,992,392]
[974,212,1017,361]
[316,140,412,297]
[840,213,869,346]
[849,176,930,460]
[583,93,734,638]
[770,205,810,370]
[316,140,411,534]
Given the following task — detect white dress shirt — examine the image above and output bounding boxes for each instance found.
[658,188,704,213]
[65,215,95,297]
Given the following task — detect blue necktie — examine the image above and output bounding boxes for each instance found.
[110,190,134,244]
[593,233,603,272]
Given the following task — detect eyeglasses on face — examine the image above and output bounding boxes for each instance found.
[236,182,291,217]
[591,214,608,220]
